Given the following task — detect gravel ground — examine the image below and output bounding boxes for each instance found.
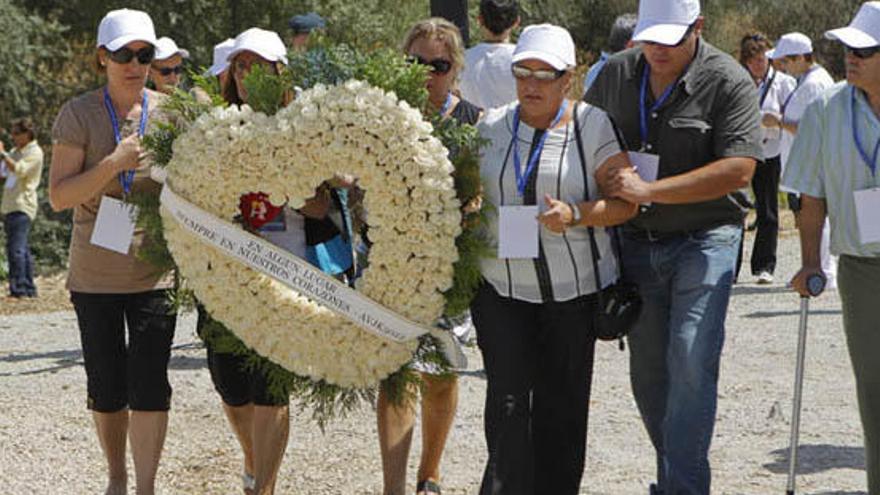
[0,226,869,494]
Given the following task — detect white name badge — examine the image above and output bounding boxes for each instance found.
[90,196,138,254]
[498,205,539,259]
[628,151,660,183]
[3,173,16,190]
[854,188,880,245]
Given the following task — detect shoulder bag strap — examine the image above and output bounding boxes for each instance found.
[572,101,605,299]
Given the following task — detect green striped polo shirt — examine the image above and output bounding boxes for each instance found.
[782,82,880,257]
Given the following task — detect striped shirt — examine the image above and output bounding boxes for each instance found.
[782,83,880,257]
[477,102,621,303]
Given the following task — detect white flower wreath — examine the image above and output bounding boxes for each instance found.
[160,80,462,387]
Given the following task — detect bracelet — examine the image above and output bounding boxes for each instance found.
[568,202,582,227]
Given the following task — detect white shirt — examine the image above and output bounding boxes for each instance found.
[478,102,621,303]
[757,67,796,159]
[460,43,517,111]
[781,64,835,172]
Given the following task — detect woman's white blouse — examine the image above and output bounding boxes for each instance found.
[477,102,622,303]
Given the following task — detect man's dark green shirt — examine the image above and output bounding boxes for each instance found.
[584,39,762,234]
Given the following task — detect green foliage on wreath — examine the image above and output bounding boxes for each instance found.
[139,43,489,422]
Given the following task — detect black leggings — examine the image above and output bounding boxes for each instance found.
[471,283,598,495]
[71,290,177,412]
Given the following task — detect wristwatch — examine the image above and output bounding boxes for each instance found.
[568,202,581,227]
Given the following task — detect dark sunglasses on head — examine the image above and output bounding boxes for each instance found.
[846,45,880,59]
[154,65,183,76]
[511,64,566,81]
[645,22,697,48]
[407,55,453,75]
[108,46,156,65]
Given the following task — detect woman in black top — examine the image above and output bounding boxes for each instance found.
[375,17,481,495]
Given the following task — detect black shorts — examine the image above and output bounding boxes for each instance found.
[196,305,288,407]
[71,290,177,413]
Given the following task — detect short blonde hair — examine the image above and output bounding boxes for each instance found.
[402,17,466,81]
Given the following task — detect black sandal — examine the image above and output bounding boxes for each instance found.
[416,479,442,495]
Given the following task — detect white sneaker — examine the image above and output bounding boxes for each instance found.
[756,271,774,285]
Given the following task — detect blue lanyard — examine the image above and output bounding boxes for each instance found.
[639,67,679,148]
[852,87,879,177]
[511,100,569,197]
[781,66,819,117]
[438,92,453,116]
[103,87,148,195]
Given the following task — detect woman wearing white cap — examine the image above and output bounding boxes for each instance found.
[375,17,482,495]
[472,23,636,494]
[149,36,189,94]
[48,9,173,495]
[197,28,340,494]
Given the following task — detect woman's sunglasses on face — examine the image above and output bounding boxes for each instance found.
[153,65,183,76]
[846,45,880,59]
[511,64,566,81]
[407,55,453,75]
[108,46,156,65]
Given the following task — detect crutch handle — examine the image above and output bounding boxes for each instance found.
[805,273,826,298]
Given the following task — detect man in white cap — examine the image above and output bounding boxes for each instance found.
[149,36,189,94]
[584,0,761,493]
[783,3,880,492]
[766,32,839,289]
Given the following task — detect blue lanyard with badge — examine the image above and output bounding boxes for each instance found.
[89,87,150,255]
[781,66,819,119]
[850,86,880,245]
[626,66,676,186]
[497,100,567,259]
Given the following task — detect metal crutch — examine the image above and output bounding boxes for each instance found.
[786,273,827,495]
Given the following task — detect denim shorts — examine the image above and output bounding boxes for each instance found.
[71,290,177,412]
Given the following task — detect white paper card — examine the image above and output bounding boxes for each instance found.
[628,152,660,183]
[854,188,880,245]
[498,205,539,259]
[90,196,138,254]
[3,172,16,190]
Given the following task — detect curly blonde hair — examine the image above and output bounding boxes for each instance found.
[402,17,466,82]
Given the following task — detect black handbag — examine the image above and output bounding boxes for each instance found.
[572,103,643,346]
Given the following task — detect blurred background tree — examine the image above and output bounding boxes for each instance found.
[0,0,865,277]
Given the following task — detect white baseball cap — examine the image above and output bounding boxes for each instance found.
[227,28,288,66]
[825,1,880,49]
[511,24,576,71]
[632,0,700,46]
[96,9,157,51]
[154,37,190,61]
[766,32,813,59]
[208,38,235,76]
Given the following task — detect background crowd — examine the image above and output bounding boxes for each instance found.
[1,0,879,495]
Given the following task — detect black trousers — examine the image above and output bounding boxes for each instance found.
[471,283,597,495]
[71,290,177,412]
[750,155,781,274]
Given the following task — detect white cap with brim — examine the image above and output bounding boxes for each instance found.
[511,24,576,71]
[766,32,813,59]
[227,28,288,66]
[97,9,157,51]
[632,0,700,45]
[824,1,880,49]
[154,37,190,61]
[208,38,235,76]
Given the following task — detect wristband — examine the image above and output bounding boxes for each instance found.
[568,202,582,226]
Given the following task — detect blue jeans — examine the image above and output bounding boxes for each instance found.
[4,211,36,297]
[622,224,741,495]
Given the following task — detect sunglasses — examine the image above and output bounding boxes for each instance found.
[846,45,880,59]
[153,65,183,76]
[645,22,697,48]
[407,55,453,75]
[511,64,566,81]
[108,46,155,65]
